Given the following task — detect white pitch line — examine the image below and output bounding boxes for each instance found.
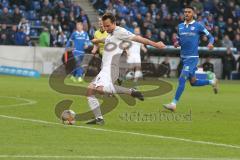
[0,114,240,150]
[0,96,37,108]
[0,155,238,160]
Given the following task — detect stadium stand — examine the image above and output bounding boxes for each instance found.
[0,0,92,47]
[91,0,240,53]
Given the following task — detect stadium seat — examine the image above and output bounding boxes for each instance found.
[28,10,37,20]
[32,1,41,10]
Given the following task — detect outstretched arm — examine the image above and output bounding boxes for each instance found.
[130,35,166,49]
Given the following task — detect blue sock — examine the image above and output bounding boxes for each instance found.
[191,79,210,86]
[173,76,187,103]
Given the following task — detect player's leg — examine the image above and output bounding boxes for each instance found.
[74,54,85,82]
[163,68,189,111]
[189,59,218,93]
[190,76,210,86]
[133,64,143,89]
[86,83,104,125]
[163,58,191,111]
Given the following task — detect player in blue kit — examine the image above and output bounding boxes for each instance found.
[66,21,91,82]
[163,6,218,111]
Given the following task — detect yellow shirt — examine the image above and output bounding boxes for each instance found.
[94,29,108,55]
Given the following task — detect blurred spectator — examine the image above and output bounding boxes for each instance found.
[105,2,116,15]
[0,7,12,24]
[145,29,156,41]
[202,56,214,72]
[171,33,178,44]
[58,11,69,32]
[40,0,53,17]
[24,35,34,46]
[233,34,240,52]
[50,18,62,35]
[15,27,26,45]
[57,31,67,47]
[160,3,168,19]
[154,12,162,29]
[18,17,30,35]
[12,7,22,24]
[191,0,203,13]
[213,36,222,47]
[39,27,50,47]
[8,25,17,45]
[237,54,240,72]
[200,36,209,46]
[68,11,76,33]
[222,48,236,80]
[216,15,226,34]
[158,31,170,45]
[0,23,8,35]
[50,28,58,47]
[0,33,10,45]
[160,56,171,78]
[167,0,181,13]
[222,35,233,48]
[42,15,52,29]
[77,10,90,26]
[212,26,222,39]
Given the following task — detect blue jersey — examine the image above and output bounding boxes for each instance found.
[177,20,214,58]
[66,30,90,54]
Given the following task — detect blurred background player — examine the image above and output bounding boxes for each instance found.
[163,6,218,111]
[86,13,165,125]
[202,56,214,72]
[160,56,171,78]
[91,17,108,58]
[221,47,236,80]
[125,27,147,88]
[66,21,90,83]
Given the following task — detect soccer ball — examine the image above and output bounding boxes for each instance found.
[61,110,76,125]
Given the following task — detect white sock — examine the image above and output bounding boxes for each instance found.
[87,95,103,119]
[134,70,143,79]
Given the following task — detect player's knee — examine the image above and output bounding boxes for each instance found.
[96,86,105,95]
[179,74,187,84]
[102,85,115,94]
[86,84,95,96]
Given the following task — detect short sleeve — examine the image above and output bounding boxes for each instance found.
[115,27,135,40]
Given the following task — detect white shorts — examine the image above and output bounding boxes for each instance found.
[91,66,119,93]
[127,53,141,64]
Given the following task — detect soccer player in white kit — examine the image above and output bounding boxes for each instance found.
[125,27,147,88]
[86,13,165,125]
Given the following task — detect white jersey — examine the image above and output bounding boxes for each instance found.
[127,41,141,64]
[92,26,135,90]
[101,26,135,73]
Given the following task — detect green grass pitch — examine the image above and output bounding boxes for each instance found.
[0,75,240,160]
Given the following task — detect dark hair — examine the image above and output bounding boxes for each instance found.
[76,20,83,24]
[102,12,116,23]
[184,6,195,11]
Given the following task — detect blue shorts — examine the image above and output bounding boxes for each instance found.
[180,57,199,79]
